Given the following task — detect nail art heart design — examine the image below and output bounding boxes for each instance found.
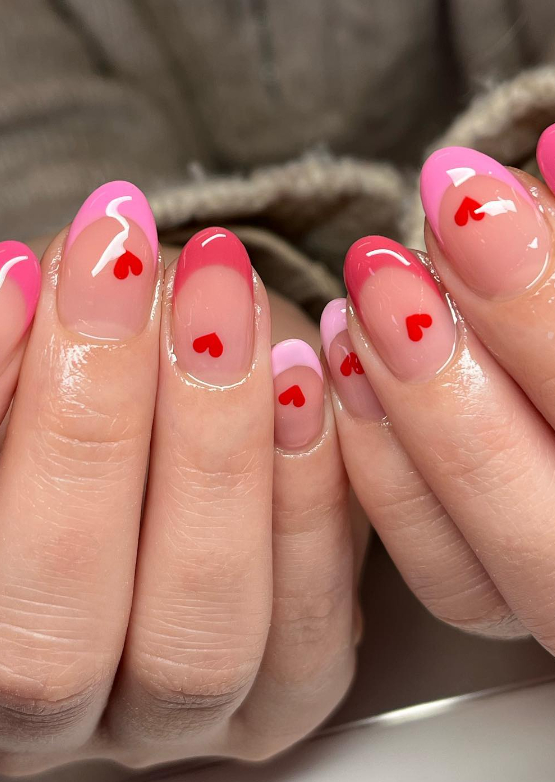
[278,384,306,407]
[340,352,364,376]
[113,250,144,280]
[454,196,485,227]
[406,313,433,342]
[193,331,224,357]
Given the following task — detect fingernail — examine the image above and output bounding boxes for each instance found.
[344,236,456,382]
[173,227,254,385]
[0,241,40,368]
[272,339,324,450]
[537,123,555,193]
[58,181,158,340]
[320,298,385,419]
[421,146,550,298]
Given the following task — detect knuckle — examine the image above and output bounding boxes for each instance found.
[0,661,101,742]
[426,598,528,639]
[270,585,352,685]
[433,407,524,489]
[134,653,256,725]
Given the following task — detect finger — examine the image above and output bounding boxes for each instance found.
[320,299,516,635]
[230,340,354,761]
[0,182,160,752]
[344,236,555,647]
[108,229,273,756]
[0,241,40,419]
[420,145,555,429]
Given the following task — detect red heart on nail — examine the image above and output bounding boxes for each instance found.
[278,384,305,407]
[454,196,485,226]
[193,332,224,357]
[340,352,364,376]
[113,250,143,279]
[406,313,433,342]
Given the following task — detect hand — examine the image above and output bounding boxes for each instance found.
[0,187,359,776]
[323,126,555,646]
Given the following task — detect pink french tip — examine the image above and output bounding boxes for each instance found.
[0,241,41,329]
[271,339,323,380]
[0,241,41,368]
[344,235,440,311]
[66,180,158,263]
[174,227,253,296]
[537,124,555,193]
[320,298,348,364]
[420,146,534,243]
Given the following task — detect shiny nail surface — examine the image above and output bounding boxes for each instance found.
[173,227,254,385]
[421,147,550,298]
[0,241,40,368]
[272,339,324,450]
[58,181,158,340]
[537,123,555,194]
[320,298,385,419]
[344,236,456,382]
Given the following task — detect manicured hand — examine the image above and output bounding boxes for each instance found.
[324,124,555,645]
[0,189,357,775]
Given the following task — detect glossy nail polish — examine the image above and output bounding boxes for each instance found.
[421,147,550,298]
[272,339,324,450]
[344,236,456,382]
[537,123,555,194]
[173,227,254,385]
[58,181,158,340]
[0,241,40,368]
[320,298,385,419]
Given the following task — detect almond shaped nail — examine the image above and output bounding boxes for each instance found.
[537,123,555,195]
[272,339,324,450]
[58,181,158,340]
[0,241,40,368]
[173,227,254,386]
[320,298,385,419]
[344,236,457,382]
[421,147,550,298]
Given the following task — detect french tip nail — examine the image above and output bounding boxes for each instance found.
[0,241,41,364]
[272,339,324,451]
[271,339,323,380]
[58,181,158,340]
[173,227,254,384]
[537,123,555,191]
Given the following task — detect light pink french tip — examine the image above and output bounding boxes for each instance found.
[420,146,550,298]
[272,339,324,451]
[344,237,457,383]
[173,227,254,386]
[320,299,385,419]
[58,181,158,341]
[0,241,40,368]
[537,123,555,193]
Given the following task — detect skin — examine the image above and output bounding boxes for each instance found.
[0,236,360,776]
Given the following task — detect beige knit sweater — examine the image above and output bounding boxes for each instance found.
[2,1,555,316]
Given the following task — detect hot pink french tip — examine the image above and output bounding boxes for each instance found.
[320,298,385,419]
[271,339,324,450]
[0,241,41,367]
[420,147,550,298]
[173,227,254,385]
[344,236,457,382]
[537,123,555,193]
[58,181,158,340]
